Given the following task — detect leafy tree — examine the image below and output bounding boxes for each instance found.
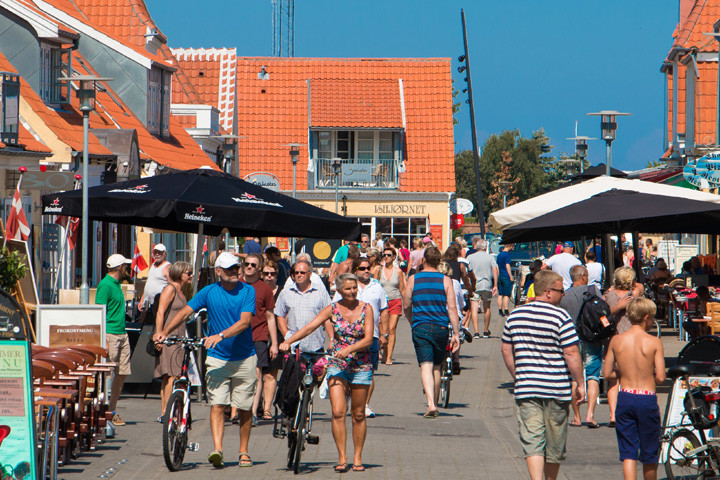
[487,151,518,211]
[646,159,663,168]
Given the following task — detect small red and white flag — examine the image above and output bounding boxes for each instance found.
[6,182,30,241]
[202,237,208,255]
[131,244,148,276]
[55,215,80,250]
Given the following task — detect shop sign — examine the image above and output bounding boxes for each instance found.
[373,204,426,215]
[0,340,37,480]
[429,224,443,250]
[37,305,106,348]
[683,153,720,188]
[342,164,372,183]
[0,288,31,341]
[276,237,289,250]
[305,239,341,268]
[450,198,474,215]
[243,172,280,191]
[18,171,74,191]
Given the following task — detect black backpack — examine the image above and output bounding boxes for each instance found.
[274,353,304,418]
[576,288,617,343]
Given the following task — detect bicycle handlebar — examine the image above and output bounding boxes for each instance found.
[163,336,205,348]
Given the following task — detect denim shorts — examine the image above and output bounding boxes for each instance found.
[581,340,602,382]
[515,397,569,463]
[327,366,373,385]
[369,338,380,371]
[411,322,449,366]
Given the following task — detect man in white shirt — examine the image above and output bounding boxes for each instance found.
[542,241,581,290]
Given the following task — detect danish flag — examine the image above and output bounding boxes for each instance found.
[6,181,30,241]
[131,244,148,276]
[55,215,80,250]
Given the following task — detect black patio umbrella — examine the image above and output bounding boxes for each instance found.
[501,189,720,244]
[41,168,361,239]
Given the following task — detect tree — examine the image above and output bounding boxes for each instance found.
[487,151,518,211]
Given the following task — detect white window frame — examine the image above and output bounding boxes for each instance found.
[314,130,399,161]
[39,43,71,104]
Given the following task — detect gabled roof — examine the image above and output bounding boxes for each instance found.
[172,48,237,131]
[666,0,719,59]
[70,0,167,48]
[310,79,403,129]
[235,57,455,192]
[1,0,79,40]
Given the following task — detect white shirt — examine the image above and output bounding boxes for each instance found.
[142,261,170,306]
[333,278,388,338]
[545,253,582,290]
[586,262,605,290]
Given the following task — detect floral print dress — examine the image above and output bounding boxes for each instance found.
[328,302,372,373]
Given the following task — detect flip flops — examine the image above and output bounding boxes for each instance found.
[334,464,350,472]
[423,410,439,419]
[587,422,601,429]
[352,464,365,472]
[569,421,582,427]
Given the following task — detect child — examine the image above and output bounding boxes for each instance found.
[603,297,666,480]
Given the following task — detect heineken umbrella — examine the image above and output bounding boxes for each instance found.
[501,189,720,244]
[41,167,361,239]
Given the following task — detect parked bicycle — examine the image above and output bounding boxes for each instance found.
[663,363,720,480]
[438,327,472,409]
[273,350,330,474]
[160,335,204,471]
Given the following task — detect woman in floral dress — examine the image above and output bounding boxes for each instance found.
[279,273,374,473]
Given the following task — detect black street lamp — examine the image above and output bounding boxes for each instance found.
[566,135,596,173]
[587,111,631,175]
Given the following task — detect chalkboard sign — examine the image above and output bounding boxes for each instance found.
[0,288,31,341]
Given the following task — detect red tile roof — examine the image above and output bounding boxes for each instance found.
[235,57,455,193]
[673,0,718,53]
[70,0,166,48]
[172,48,237,131]
[310,79,403,129]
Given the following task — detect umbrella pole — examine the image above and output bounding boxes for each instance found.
[632,231,641,281]
[604,234,614,290]
[192,223,204,297]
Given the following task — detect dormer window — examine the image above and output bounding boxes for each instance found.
[0,72,20,145]
[39,43,71,104]
[148,67,171,137]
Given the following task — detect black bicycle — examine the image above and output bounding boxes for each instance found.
[438,327,472,408]
[273,350,329,474]
[161,335,204,471]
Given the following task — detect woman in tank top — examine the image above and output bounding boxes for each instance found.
[152,261,192,420]
[376,246,406,365]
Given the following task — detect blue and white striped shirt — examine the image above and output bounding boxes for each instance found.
[411,271,448,329]
[501,301,579,401]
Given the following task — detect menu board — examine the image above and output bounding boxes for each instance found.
[675,245,699,275]
[658,240,680,272]
[36,305,106,348]
[429,224,443,251]
[0,340,36,480]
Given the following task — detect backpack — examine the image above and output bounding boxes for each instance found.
[576,287,617,343]
[274,353,304,418]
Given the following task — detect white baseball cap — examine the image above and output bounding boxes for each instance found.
[153,243,167,252]
[107,254,132,268]
[215,251,240,269]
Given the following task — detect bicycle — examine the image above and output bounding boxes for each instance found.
[663,363,720,480]
[439,327,472,409]
[273,350,329,474]
[160,335,205,471]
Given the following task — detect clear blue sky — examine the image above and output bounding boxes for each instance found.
[149,0,677,172]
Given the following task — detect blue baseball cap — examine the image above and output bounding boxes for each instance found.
[563,241,574,248]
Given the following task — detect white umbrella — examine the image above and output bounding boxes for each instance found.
[489,176,720,233]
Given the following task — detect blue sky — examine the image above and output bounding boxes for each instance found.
[149,0,677,172]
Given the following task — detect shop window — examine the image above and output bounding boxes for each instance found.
[148,67,171,137]
[375,217,428,247]
[39,43,71,104]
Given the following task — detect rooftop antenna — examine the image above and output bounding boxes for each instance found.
[272,0,294,57]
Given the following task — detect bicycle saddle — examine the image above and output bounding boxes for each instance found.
[667,364,693,379]
[709,364,720,377]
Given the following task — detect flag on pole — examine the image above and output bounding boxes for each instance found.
[202,237,208,255]
[55,215,80,250]
[6,182,30,241]
[131,244,148,276]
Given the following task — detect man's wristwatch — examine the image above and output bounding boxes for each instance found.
[218,332,225,340]
[383,334,389,339]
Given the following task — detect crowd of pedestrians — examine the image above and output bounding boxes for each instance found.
[94,233,674,479]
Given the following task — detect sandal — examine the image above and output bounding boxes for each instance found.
[334,463,350,472]
[262,411,273,420]
[423,410,439,419]
[208,450,224,468]
[352,464,365,472]
[238,452,253,467]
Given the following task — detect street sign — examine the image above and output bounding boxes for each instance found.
[450,198,474,215]
[243,172,280,191]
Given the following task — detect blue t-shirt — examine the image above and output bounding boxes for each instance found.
[188,282,256,361]
[497,251,512,278]
[243,239,262,254]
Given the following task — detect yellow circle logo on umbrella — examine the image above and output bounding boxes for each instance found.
[313,241,332,260]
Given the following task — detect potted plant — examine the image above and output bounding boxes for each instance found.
[0,246,28,294]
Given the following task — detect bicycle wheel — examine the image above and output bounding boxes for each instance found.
[163,391,187,471]
[665,429,713,480]
[293,390,312,474]
[439,359,451,408]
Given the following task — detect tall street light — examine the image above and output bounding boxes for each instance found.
[587,111,631,176]
[566,135,596,173]
[332,158,342,213]
[284,143,306,263]
[59,75,112,304]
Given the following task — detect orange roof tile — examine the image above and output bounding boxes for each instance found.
[71,0,166,49]
[235,57,455,193]
[15,125,52,154]
[171,48,237,131]
[668,0,719,56]
[310,79,403,129]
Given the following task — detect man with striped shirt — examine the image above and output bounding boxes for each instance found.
[501,270,584,480]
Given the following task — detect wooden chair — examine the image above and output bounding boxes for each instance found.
[372,163,388,187]
[710,312,720,336]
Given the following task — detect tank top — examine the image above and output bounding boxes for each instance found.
[144,261,170,306]
[411,271,448,328]
[379,267,402,300]
[446,260,462,283]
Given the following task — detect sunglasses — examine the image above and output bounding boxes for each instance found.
[243,262,257,268]
[223,265,240,272]
[262,271,277,276]
[548,288,565,295]
[383,253,393,257]
[292,270,310,276]
[355,266,371,271]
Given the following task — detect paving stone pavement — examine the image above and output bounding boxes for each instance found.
[57,310,686,480]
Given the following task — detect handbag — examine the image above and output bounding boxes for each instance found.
[145,286,177,357]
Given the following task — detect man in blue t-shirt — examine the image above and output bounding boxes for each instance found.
[496,243,514,317]
[157,252,256,468]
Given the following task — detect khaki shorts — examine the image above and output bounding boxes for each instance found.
[472,290,493,302]
[205,355,257,410]
[515,398,569,463]
[106,333,132,375]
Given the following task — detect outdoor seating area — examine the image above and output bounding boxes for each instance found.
[30,344,115,479]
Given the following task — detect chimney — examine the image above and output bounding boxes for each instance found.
[679,0,695,30]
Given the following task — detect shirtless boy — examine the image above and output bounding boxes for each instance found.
[603,297,666,480]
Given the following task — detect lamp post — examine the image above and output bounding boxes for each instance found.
[332,158,342,213]
[498,180,512,209]
[587,111,631,176]
[58,75,113,304]
[285,144,303,262]
[566,135,596,174]
[341,195,348,216]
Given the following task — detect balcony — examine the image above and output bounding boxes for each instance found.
[314,158,398,189]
